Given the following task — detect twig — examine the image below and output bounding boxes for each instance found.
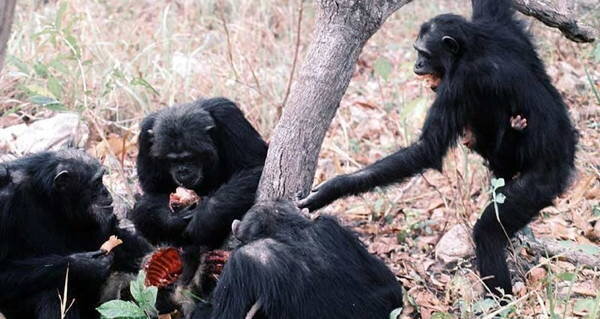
[59,267,75,319]
[513,0,596,43]
[245,300,262,319]
[217,1,240,81]
[280,0,305,117]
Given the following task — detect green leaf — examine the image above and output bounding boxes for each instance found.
[33,63,49,78]
[592,205,600,217]
[7,55,30,74]
[431,312,454,319]
[56,2,68,30]
[472,298,496,313]
[556,272,576,281]
[65,35,81,57]
[373,56,393,81]
[96,300,145,319]
[389,307,403,319]
[49,59,69,74]
[130,271,157,313]
[130,77,159,96]
[491,178,505,188]
[495,193,506,204]
[29,95,66,111]
[47,77,63,99]
[574,298,596,313]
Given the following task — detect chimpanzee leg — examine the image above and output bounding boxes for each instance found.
[473,164,572,295]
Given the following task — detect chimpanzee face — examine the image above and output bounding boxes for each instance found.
[413,14,464,90]
[52,151,113,226]
[151,103,219,189]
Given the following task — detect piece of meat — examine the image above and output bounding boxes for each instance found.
[169,187,200,212]
[420,73,442,90]
[144,247,184,287]
[100,235,123,254]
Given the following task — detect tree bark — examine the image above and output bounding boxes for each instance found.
[256,0,414,201]
[0,0,17,73]
[513,0,596,43]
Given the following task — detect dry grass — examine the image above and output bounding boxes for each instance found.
[0,0,599,318]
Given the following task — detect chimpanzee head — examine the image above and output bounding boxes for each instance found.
[39,150,113,227]
[413,14,467,90]
[150,102,219,189]
[232,201,310,244]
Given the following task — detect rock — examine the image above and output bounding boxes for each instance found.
[0,113,89,156]
[435,224,474,264]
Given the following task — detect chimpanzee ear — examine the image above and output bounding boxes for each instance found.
[442,35,459,54]
[53,170,71,190]
[231,219,241,237]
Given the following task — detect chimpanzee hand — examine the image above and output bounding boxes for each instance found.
[297,174,352,212]
[510,115,527,131]
[68,250,113,282]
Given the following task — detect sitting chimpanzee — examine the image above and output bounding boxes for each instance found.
[128,98,267,251]
[191,201,404,319]
[0,150,153,319]
[300,0,578,296]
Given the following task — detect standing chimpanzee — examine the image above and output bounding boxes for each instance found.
[128,98,267,279]
[191,201,403,319]
[300,0,577,296]
[0,150,153,319]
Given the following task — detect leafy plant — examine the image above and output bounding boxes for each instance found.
[96,271,158,319]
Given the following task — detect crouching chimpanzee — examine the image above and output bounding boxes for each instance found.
[192,201,403,319]
[0,150,154,319]
[128,97,267,283]
[300,0,578,296]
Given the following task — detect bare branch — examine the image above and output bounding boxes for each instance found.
[514,0,596,43]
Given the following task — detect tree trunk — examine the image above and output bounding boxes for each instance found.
[256,0,414,201]
[0,0,17,73]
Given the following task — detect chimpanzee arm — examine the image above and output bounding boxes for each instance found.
[0,255,69,302]
[111,227,153,273]
[185,166,263,249]
[299,99,462,211]
[0,251,112,302]
[128,193,191,246]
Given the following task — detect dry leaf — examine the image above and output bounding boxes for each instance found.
[94,133,136,159]
[528,267,547,283]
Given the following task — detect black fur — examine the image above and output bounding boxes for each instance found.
[128,97,267,249]
[300,0,577,295]
[194,201,403,319]
[0,150,152,319]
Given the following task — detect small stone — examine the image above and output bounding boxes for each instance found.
[435,224,474,264]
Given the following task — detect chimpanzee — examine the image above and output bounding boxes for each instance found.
[300,0,577,296]
[192,201,403,319]
[128,97,267,281]
[0,150,153,319]
[129,98,267,248]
